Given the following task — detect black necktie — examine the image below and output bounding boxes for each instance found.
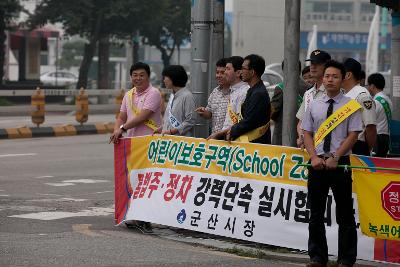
[323,99,335,153]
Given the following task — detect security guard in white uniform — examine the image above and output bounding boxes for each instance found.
[296,50,331,148]
[342,58,377,156]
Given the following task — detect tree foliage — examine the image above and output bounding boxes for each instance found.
[141,0,191,67]
[26,0,191,87]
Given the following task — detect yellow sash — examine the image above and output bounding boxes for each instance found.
[127,88,159,131]
[227,102,240,124]
[235,122,270,142]
[314,99,362,147]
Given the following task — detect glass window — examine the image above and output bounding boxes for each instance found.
[330,2,353,13]
[361,3,375,13]
[40,51,48,65]
[311,1,329,13]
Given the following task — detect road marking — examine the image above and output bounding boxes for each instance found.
[35,175,54,179]
[0,153,37,158]
[36,193,64,196]
[0,194,10,197]
[45,182,75,187]
[72,224,103,237]
[29,197,87,202]
[45,179,109,187]
[63,179,109,184]
[9,207,113,221]
[95,191,113,194]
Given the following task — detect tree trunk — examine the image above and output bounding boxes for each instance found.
[76,14,102,89]
[97,35,109,103]
[0,12,6,85]
[158,42,175,68]
[76,41,97,89]
[97,35,109,89]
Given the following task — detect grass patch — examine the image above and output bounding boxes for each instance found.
[222,246,271,259]
[0,97,14,106]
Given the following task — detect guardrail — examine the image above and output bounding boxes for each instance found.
[0,89,120,97]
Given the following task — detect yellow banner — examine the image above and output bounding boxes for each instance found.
[314,99,361,147]
[353,167,400,241]
[127,135,310,187]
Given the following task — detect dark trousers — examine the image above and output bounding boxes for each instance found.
[307,156,357,266]
[352,140,370,156]
[374,134,390,157]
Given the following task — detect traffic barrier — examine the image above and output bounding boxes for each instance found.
[0,123,114,139]
[31,87,45,127]
[75,87,89,125]
[115,89,125,118]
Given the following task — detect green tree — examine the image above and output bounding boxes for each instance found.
[28,0,103,88]
[0,0,22,85]
[141,0,191,67]
[29,0,147,89]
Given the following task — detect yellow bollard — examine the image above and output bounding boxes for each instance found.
[75,87,89,125]
[31,87,45,127]
[115,89,125,119]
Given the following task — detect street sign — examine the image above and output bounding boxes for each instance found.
[381,182,400,220]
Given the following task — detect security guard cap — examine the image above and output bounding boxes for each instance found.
[305,50,331,64]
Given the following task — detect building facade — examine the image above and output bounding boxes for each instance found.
[231,0,390,70]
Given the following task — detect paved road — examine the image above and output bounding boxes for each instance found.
[0,135,303,267]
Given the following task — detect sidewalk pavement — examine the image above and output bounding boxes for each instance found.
[151,226,399,267]
[0,103,116,116]
[0,104,116,139]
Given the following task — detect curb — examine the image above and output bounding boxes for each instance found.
[0,122,114,139]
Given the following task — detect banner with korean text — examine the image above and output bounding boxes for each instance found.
[114,135,400,264]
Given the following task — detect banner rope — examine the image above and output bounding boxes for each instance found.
[297,163,400,172]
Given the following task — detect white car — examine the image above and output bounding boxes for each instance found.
[261,69,283,87]
[261,69,283,97]
[40,71,78,86]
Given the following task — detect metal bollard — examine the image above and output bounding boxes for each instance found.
[31,87,45,127]
[115,89,125,119]
[75,87,89,125]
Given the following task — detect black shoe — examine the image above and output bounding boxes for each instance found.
[141,222,153,234]
[306,261,323,267]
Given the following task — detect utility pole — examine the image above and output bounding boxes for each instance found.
[191,0,224,138]
[380,8,389,71]
[208,0,225,94]
[282,0,301,147]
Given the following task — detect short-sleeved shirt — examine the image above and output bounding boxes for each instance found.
[206,86,230,134]
[120,84,162,137]
[374,91,393,135]
[345,85,377,141]
[222,81,249,129]
[301,92,363,156]
[162,87,196,137]
[296,83,325,120]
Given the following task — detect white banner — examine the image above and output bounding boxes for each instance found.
[126,167,375,260]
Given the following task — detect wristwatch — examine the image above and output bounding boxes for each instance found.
[120,124,127,132]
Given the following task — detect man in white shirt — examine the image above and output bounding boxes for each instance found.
[367,73,393,157]
[342,58,377,156]
[208,56,249,140]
